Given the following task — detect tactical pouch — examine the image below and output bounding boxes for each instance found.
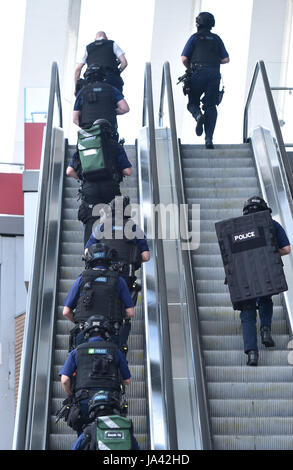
[87,91,99,103]
[78,202,92,224]
[67,403,83,431]
[82,291,94,309]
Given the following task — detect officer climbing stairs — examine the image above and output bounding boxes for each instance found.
[180,142,293,450]
[48,143,149,450]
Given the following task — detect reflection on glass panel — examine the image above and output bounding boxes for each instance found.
[264,62,293,145]
[24,88,49,123]
[271,89,293,145]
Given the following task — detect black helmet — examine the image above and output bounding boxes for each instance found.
[84,242,117,267]
[93,118,112,137]
[83,315,112,340]
[88,390,121,419]
[243,196,272,215]
[196,12,215,29]
[84,63,106,82]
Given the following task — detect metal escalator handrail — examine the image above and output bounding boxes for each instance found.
[158,61,212,449]
[13,62,63,450]
[243,60,293,198]
[139,62,178,449]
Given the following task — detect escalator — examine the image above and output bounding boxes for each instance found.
[48,143,149,450]
[180,142,293,450]
[14,62,177,451]
[157,60,293,450]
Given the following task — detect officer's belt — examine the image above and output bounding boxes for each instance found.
[191,63,219,69]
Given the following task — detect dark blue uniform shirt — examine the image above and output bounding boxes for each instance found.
[273,220,290,248]
[85,224,149,254]
[59,336,131,380]
[64,267,134,310]
[182,33,229,63]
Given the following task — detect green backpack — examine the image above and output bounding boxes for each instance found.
[77,124,114,182]
[84,415,134,450]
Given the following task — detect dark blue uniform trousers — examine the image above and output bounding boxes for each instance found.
[188,66,220,141]
[239,296,273,353]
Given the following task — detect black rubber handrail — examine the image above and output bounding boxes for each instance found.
[158,61,213,450]
[140,62,178,449]
[13,62,63,450]
[243,60,293,198]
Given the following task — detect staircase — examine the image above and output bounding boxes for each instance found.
[48,144,149,450]
[181,143,293,450]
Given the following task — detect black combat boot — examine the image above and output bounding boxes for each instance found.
[205,139,214,149]
[247,350,259,366]
[260,326,275,347]
[195,113,205,136]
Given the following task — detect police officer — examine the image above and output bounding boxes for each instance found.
[239,196,290,366]
[73,64,129,141]
[85,195,150,293]
[75,31,127,93]
[59,316,131,436]
[72,391,140,450]
[84,195,150,345]
[63,243,135,349]
[66,119,132,246]
[181,12,229,149]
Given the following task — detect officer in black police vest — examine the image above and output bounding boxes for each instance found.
[73,64,129,142]
[58,316,131,437]
[181,12,229,149]
[238,197,290,366]
[85,195,150,296]
[66,119,132,246]
[63,243,135,350]
[75,31,128,93]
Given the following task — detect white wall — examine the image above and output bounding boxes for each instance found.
[69,0,155,145]
[13,0,81,164]
[0,236,27,450]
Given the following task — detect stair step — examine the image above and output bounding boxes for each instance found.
[209,399,293,417]
[212,435,293,451]
[206,366,293,383]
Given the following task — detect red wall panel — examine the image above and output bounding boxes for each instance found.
[24,122,46,170]
[0,174,24,215]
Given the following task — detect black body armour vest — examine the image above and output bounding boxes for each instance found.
[74,268,124,323]
[86,40,119,72]
[80,81,116,130]
[101,218,141,271]
[190,32,221,67]
[75,340,121,392]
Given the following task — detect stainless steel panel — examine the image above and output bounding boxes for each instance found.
[251,127,293,335]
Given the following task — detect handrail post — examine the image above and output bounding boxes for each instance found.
[243,60,293,198]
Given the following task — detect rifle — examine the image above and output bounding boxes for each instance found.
[177,69,192,96]
[55,396,74,424]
